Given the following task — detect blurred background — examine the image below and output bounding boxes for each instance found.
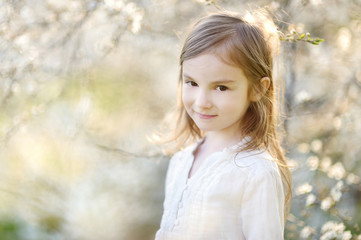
[0,0,360,239]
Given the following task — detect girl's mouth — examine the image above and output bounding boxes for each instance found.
[195,112,217,119]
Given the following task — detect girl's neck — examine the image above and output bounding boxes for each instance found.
[202,131,244,152]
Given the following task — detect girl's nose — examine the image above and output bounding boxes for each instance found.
[195,90,212,109]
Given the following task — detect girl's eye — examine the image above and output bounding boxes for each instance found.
[186,81,198,87]
[216,85,228,91]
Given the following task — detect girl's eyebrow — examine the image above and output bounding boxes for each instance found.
[212,79,236,84]
[182,74,236,84]
[182,74,194,80]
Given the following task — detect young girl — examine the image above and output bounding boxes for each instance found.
[155,10,292,240]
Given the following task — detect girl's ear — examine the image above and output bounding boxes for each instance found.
[250,77,270,102]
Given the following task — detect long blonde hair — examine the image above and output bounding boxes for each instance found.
[155,10,292,217]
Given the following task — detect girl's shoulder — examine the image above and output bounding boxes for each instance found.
[220,149,284,197]
[230,148,280,178]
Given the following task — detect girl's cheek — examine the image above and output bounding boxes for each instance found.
[182,88,194,100]
[182,91,192,106]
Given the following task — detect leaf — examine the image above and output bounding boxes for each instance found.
[299,33,305,40]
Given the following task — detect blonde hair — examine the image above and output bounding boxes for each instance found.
[155,10,292,218]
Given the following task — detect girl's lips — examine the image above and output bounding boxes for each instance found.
[195,112,217,119]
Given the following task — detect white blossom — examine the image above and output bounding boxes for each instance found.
[346,173,360,184]
[104,0,125,11]
[306,156,319,171]
[320,157,332,172]
[310,0,323,6]
[311,139,323,153]
[320,197,333,211]
[297,143,310,154]
[121,2,143,34]
[288,159,299,171]
[342,231,352,240]
[337,27,352,51]
[320,221,350,240]
[320,231,338,240]
[330,181,343,202]
[295,183,313,195]
[322,221,345,233]
[306,194,316,206]
[300,226,314,239]
[130,12,143,34]
[295,90,312,104]
[328,162,346,180]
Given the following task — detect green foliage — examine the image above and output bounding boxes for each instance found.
[280,29,325,45]
[0,218,22,240]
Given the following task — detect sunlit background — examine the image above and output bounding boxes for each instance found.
[0,0,360,239]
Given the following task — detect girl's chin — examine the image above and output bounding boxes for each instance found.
[194,125,217,132]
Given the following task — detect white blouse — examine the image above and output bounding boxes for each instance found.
[155,139,285,240]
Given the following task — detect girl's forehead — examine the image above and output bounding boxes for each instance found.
[184,44,241,67]
[183,52,241,71]
[182,53,247,82]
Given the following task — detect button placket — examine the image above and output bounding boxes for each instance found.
[172,181,190,229]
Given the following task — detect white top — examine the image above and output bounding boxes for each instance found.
[155,139,285,240]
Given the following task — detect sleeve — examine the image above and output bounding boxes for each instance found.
[238,164,285,239]
[162,151,182,210]
[157,153,179,232]
[164,153,179,194]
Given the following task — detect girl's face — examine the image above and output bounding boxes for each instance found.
[182,53,251,138]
